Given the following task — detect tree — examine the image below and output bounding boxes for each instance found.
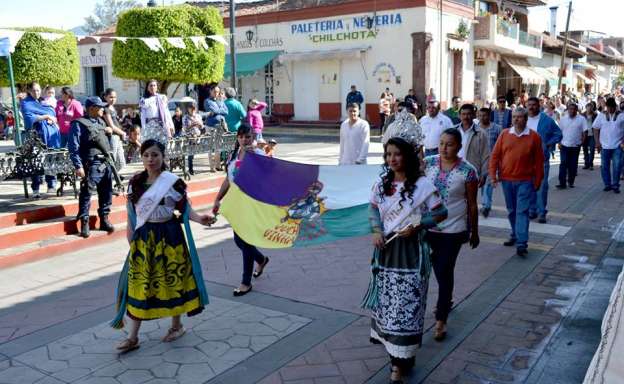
[84,0,140,34]
[0,27,79,88]
[112,4,225,96]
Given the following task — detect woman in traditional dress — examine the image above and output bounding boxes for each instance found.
[365,136,447,383]
[213,123,270,297]
[424,128,480,342]
[102,88,128,172]
[111,139,216,352]
[139,79,174,144]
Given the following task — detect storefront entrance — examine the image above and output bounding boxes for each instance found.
[340,59,366,120]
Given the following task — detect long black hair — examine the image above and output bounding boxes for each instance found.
[128,139,168,203]
[378,137,423,207]
[229,122,252,161]
[143,79,158,98]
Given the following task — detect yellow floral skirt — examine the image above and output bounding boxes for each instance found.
[126,219,203,321]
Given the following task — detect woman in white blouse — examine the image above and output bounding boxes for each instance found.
[139,79,174,144]
[424,128,480,342]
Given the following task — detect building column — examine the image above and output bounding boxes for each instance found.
[412,32,433,106]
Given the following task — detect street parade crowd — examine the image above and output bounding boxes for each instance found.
[3,81,624,383]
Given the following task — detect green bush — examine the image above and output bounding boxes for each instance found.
[0,27,80,87]
[112,4,225,91]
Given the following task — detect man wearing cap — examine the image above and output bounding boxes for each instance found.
[68,96,115,238]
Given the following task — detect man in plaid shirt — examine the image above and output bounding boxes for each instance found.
[478,107,502,217]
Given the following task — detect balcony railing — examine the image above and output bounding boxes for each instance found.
[496,17,518,39]
[474,15,543,51]
[519,30,542,49]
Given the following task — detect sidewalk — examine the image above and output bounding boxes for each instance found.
[0,149,621,383]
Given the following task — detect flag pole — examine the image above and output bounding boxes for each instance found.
[6,52,22,147]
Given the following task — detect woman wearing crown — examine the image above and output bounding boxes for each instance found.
[363,117,448,383]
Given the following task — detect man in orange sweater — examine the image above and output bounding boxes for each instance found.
[489,107,544,257]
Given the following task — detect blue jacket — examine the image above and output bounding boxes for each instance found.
[491,108,512,129]
[68,117,111,170]
[346,91,364,107]
[536,112,562,158]
[203,98,228,127]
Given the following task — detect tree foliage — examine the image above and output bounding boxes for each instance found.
[0,27,79,88]
[112,4,225,94]
[84,0,140,34]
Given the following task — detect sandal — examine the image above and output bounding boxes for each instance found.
[162,326,186,342]
[116,337,140,353]
[253,257,270,278]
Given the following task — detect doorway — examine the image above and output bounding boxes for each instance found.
[293,61,319,120]
[340,59,366,120]
[90,66,105,97]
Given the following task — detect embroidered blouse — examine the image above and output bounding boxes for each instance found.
[424,155,478,233]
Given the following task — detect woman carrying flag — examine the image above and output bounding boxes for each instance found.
[364,128,447,383]
[111,139,216,352]
[213,123,270,297]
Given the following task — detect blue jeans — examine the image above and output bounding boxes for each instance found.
[502,180,533,250]
[529,160,550,217]
[77,161,113,219]
[31,175,56,193]
[582,136,595,168]
[233,232,267,286]
[425,148,439,157]
[188,155,194,172]
[481,176,494,209]
[600,148,623,189]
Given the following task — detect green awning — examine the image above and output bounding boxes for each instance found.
[223,50,281,77]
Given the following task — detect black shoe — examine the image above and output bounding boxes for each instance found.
[503,238,516,247]
[555,184,567,189]
[590,166,594,170]
[582,166,589,170]
[538,215,547,224]
[528,212,538,220]
[79,217,90,238]
[615,189,621,194]
[253,257,270,278]
[516,248,528,257]
[604,186,613,192]
[188,169,195,175]
[99,216,115,233]
[233,285,252,297]
[569,184,575,188]
[481,207,490,218]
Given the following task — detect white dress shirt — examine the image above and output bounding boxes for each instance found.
[339,118,370,165]
[592,112,624,150]
[419,113,454,150]
[559,114,587,147]
[527,115,540,131]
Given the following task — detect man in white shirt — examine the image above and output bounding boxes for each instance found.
[339,103,370,165]
[593,97,624,193]
[419,100,454,156]
[557,102,587,189]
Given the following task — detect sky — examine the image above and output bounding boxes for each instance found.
[0,0,621,37]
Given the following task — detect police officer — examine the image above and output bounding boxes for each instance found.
[68,97,115,238]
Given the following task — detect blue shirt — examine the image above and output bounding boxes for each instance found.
[203,98,228,127]
[478,122,502,150]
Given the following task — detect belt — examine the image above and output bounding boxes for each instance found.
[146,216,174,223]
[146,117,161,122]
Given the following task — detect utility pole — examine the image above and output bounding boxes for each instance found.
[557,1,572,95]
[229,0,237,89]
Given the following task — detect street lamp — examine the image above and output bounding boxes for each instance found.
[147,0,156,7]
[246,30,254,44]
[90,48,97,57]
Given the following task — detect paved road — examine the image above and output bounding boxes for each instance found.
[0,137,622,384]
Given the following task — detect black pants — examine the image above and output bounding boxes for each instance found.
[78,161,112,219]
[379,113,387,129]
[582,136,595,168]
[427,231,466,322]
[233,232,266,286]
[559,145,581,186]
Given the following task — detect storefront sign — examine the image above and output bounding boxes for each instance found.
[291,13,402,43]
[236,37,284,50]
[80,55,107,67]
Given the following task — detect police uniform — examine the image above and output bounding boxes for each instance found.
[68,97,115,238]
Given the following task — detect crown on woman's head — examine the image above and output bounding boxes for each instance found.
[381,109,424,148]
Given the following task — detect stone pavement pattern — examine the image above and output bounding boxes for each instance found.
[0,141,622,383]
